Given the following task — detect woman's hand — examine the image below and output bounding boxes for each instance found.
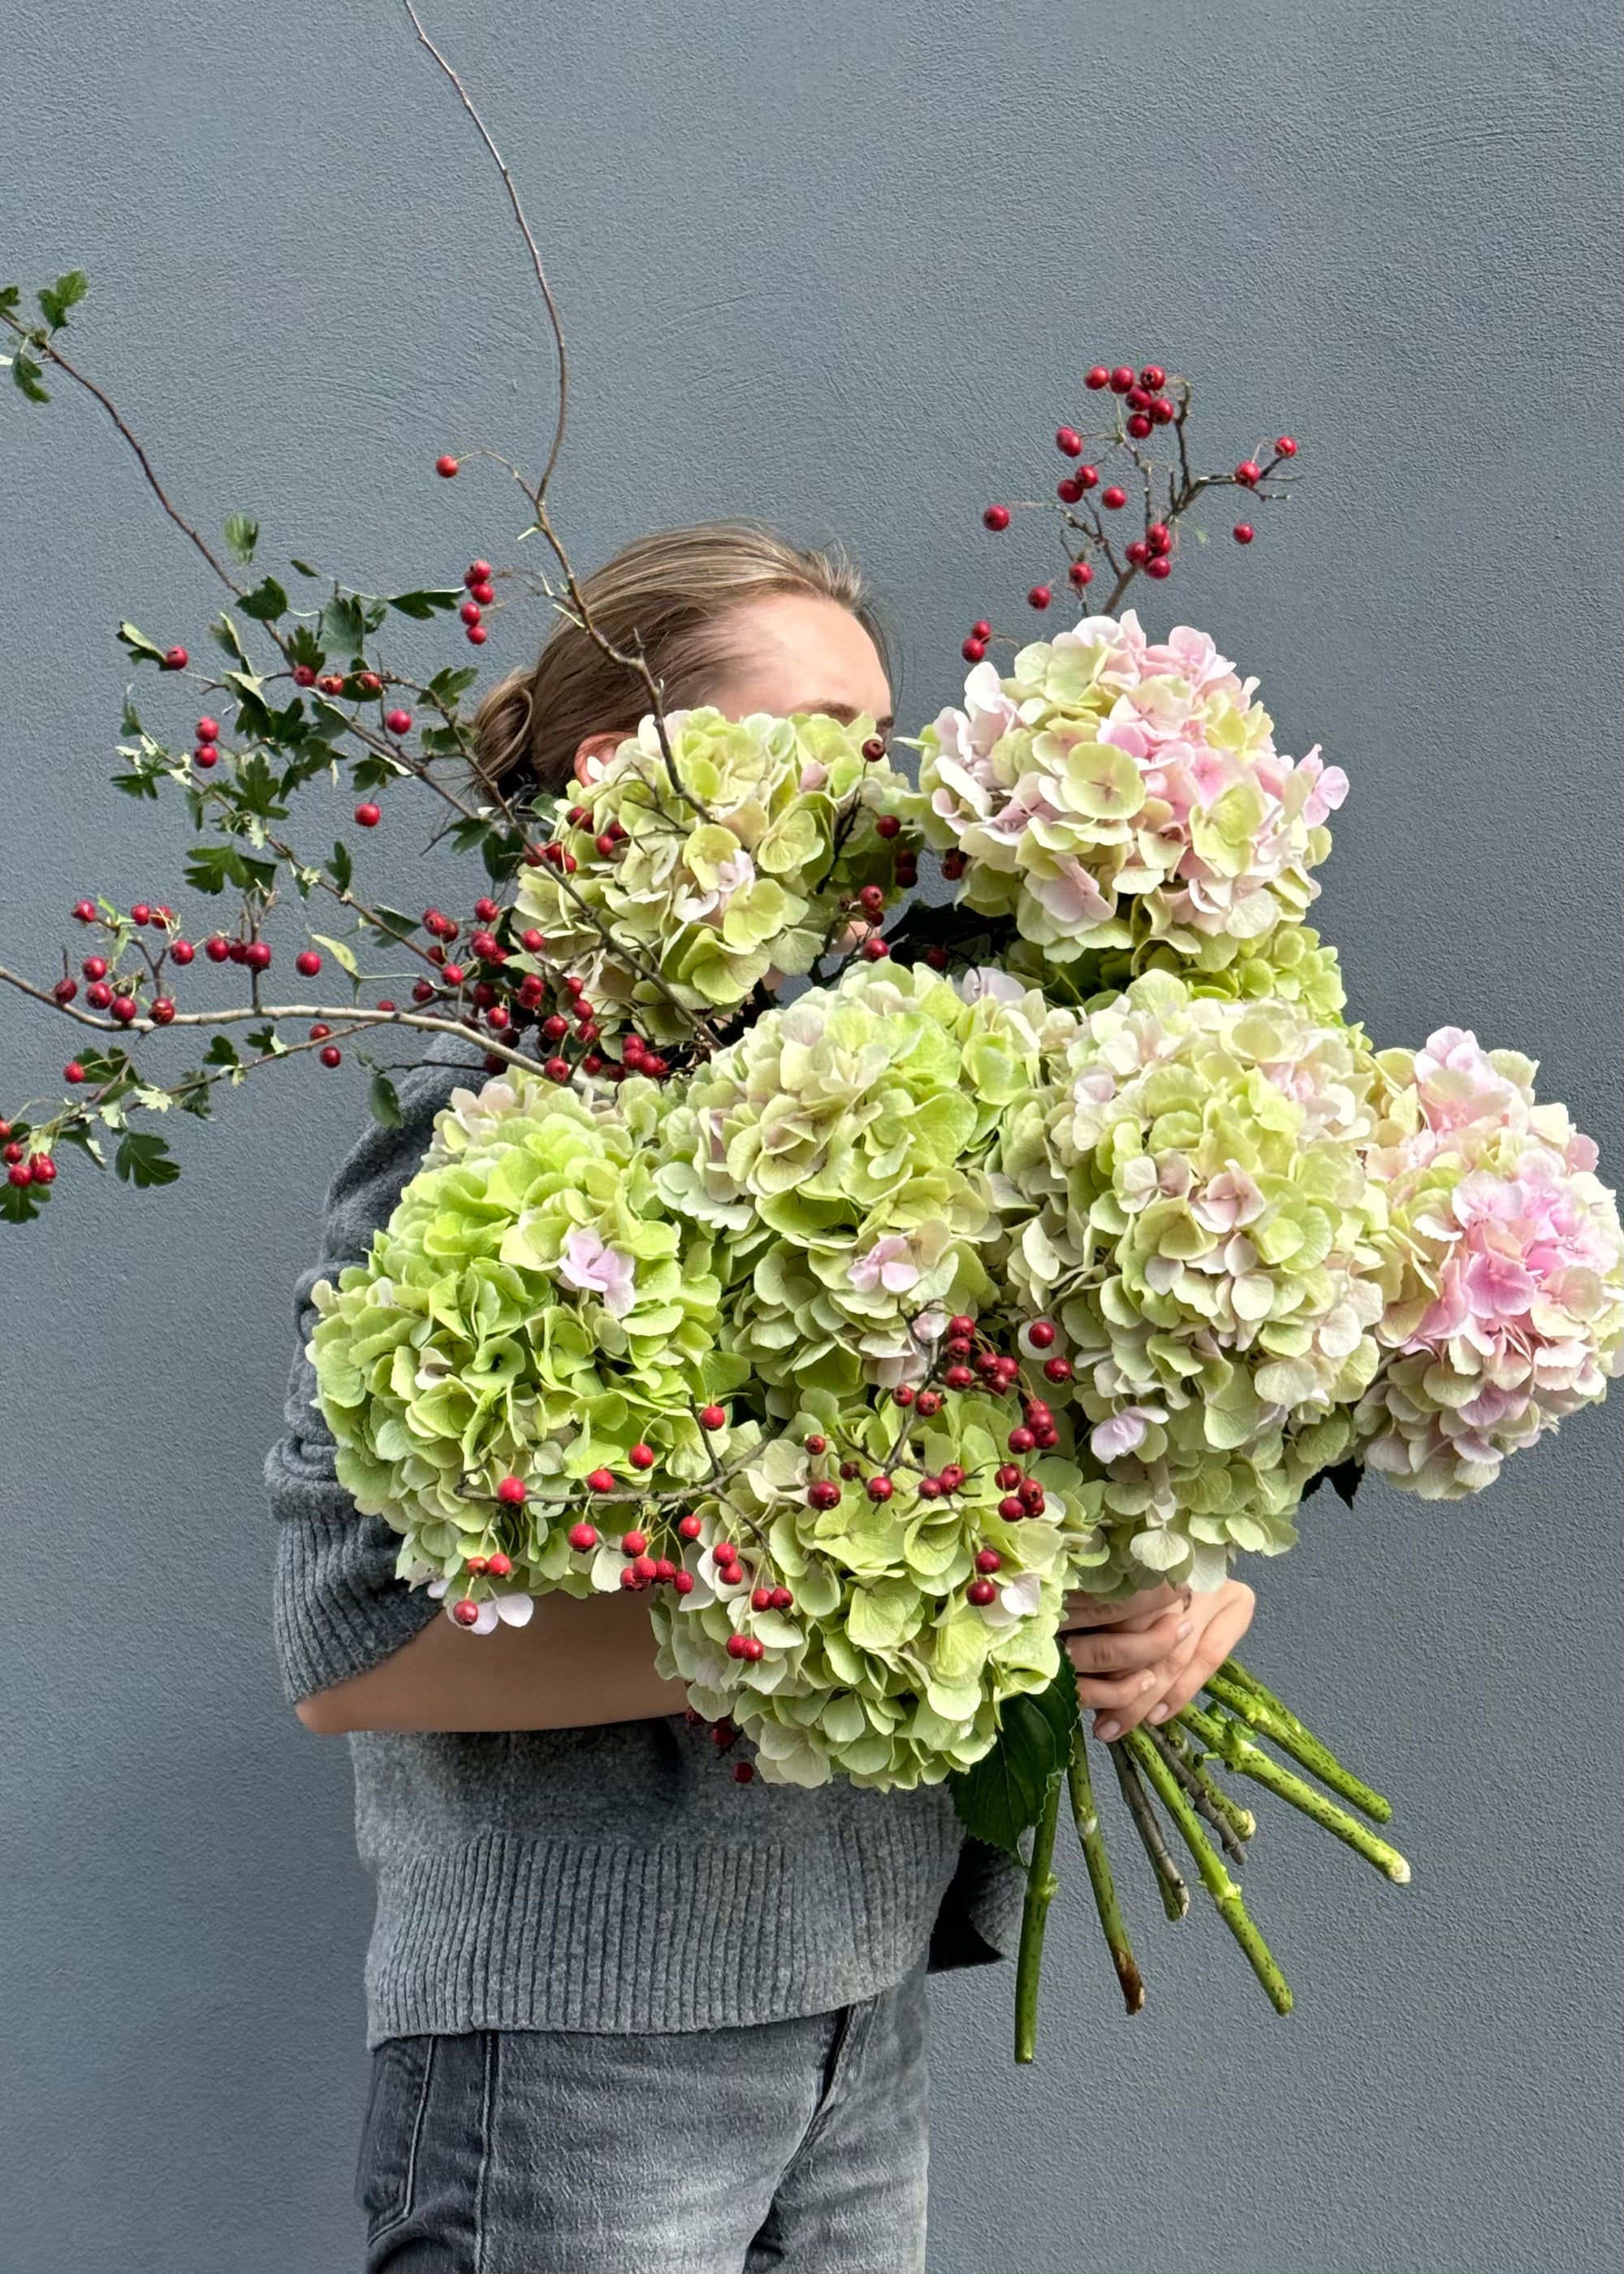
[1060,1577,1257,1742]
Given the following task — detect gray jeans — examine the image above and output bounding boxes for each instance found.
[356,1957,931,2272]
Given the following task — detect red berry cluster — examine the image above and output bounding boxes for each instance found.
[972,360,1300,637]
[460,560,495,647]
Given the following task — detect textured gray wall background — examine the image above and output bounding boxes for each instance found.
[1,2,1618,2269]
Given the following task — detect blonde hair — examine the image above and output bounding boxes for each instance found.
[470,521,886,804]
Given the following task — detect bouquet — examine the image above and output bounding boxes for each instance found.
[4,56,1618,2063]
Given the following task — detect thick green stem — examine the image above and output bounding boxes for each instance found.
[1178,1706,1411,1884]
[1166,1723,1256,1845]
[1067,1729,1144,2015]
[1149,1724,1247,1868]
[1109,1737,1189,1920]
[1014,1769,1064,2064]
[1205,1667,1392,1825]
[1124,1728,1294,2017]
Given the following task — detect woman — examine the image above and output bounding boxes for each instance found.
[267,521,1256,2274]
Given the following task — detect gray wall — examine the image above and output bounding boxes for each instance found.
[2,2,1618,2268]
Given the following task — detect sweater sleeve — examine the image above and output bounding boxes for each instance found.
[263,1057,470,1705]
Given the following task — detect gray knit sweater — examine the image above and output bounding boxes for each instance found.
[265,1055,1025,2049]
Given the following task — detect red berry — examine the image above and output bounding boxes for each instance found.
[628,1443,655,1471]
[292,664,317,688]
[162,646,188,672]
[862,937,890,962]
[1146,557,1172,579]
[245,940,272,971]
[1151,397,1176,425]
[961,636,987,663]
[319,1045,342,1068]
[1235,460,1261,486]
[451,1598,481,1627]
[1028,1320,1056,1349]
[460,600,482,626]
[195,716,219,742]
[726,1632,749,1659]
[1043,1355,1073,1383]
[130,903,152,926]
[918,1476,942,1500]
[85,981,112,1009]
[354,802,382,828]
[1,1139,19,1161]
[193,746,218,770]
[1028,586,1052,610]
[487,1553,513,1579]
[982,504,1011,530]
[1275,435,1297,457]
[1056,477,1084,505]
[967,1578,998,1606]
[52,977,77,1004]
[542,1056,569,1083]
[939,1463,965,1493]
[7,1164,31,1188]
[1108,366,1134,393]
[633,1553,659,1582]
[804,1433,827,1455]
[442,965,466,987]
[1125,387,1151,413]
[385,708,412,736]
[1056,426,1083,456]
[497,1476,528,1507]
[620,1529,649,1559]
[742,1636,765,1662]
[673,1569,695,1596]
[698,1404,728,1430]
[466,560,494,586]
[943,1364,974,1390]
[585,1468,616,1494]
[1009,1425,1036,1454]
[1125,539,1150,567]
[1077,465,1099,488]
[150,997,175,1026]
[1086,365,1110,389]
[975,1548,1004,1574]
[732,1760,755,1783]
[807,1480,841,1511]
[1147,523,1172,552]
[1069,561,1094,588]
[568,1521,598,1551]
[434,454,460,478]
[1126,413,1153,439]
[998,1494,1025,1521]
[64,1061,85,1084]
[750,1584,773,1611]
[170,940,195,965]
[619,1566,647,1592]
[29,1154,54,1185]
[914,1390,941,1417]
[110,995,137,1024]
[72,899,97,923]
[296,949,322,977]
[996,1463,1021,1489]
[1140,365,1166,389]
[1233,522,1255,544]
[470,584,495,607]
[205,936,231,963]
[866,1474,894,1502]
[1102,486,1127,510]
[892,1384,916,1408]
[714,1541,739,1568]
[771,1585,794,1610]
[875,814,901,839]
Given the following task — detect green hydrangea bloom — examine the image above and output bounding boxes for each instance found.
[650,1387,1104,1788]
[652,960,1080,1397]
[514,707,918,1044]
[308,1078,751,1597]
[995,968,1385,1591]
[1004,921,1349,1025]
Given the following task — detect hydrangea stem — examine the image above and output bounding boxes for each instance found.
[1124,1727,1294,2017]
[1067,1728,1144,2014]
[1013,1768,1064,2064]
[1108,1737,1190,1920]
[1178,1705,1411,1884]
[1148,1723,1247,1868]
[1203,1670,1393,1826]
[1165,1723,1256,1846]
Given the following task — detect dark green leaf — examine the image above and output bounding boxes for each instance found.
[118,620,168,666]
[369,1072,403,1126]
[247,1025,286,1056]
[11,352,49,403]
[37,270,88,330]
[238,575,289,624]
[949,1658,1079,1853]
[112,768,163,801]
[114,1131,179,1189]
[425,666,480,706]
[289,558,321,577]
[421,725,469,758]
[207,612,250,663]
[222,511,259,564]
[0,286,19,320]
[319,594,367,653]
[328,839,353,893]
[286,622,324,670]
[362,905,419,944]
[0,1178,45,1223]
[203,1036,242,1069]
[387,587,462,621]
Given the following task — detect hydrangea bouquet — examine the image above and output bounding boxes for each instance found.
[5,180,1619,2055]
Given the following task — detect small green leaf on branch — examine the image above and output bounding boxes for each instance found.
[118,621,169,666]
[238,576,289,624]
[114,1130,179,1188]
[222,512,260,565]
[387,588,463,620]
[311,932,360,978]
[369,1072,403,1126]
[37,270,88,329]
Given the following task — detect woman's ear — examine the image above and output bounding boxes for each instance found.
[572,731,624,786]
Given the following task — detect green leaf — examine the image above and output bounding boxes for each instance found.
[118,620,168,666]
[949,1658,1079,1853]
[203,1035,242,1070]
[11,353,50,404]
[361,905,419,944]
[319,594,368,654]
[327,840,353,893]
[369,1072,403,1126]
[238,575,288,623]
[286,622,324,671]
[311,932,359,977]
[290,558,321,577]
[387,587,461,620]
[0,286,19,320]
[37,270,88,329]
[0,1178,45,1223]
[114,1130,179,1189]
[207,612,250,663]
[425,666,480,705]
[222,511,259,564]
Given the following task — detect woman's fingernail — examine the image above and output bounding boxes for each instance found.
[1150,1701,1172,1723]
[1176,1620,1193,1641]
[1095,1718,1120,1741]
